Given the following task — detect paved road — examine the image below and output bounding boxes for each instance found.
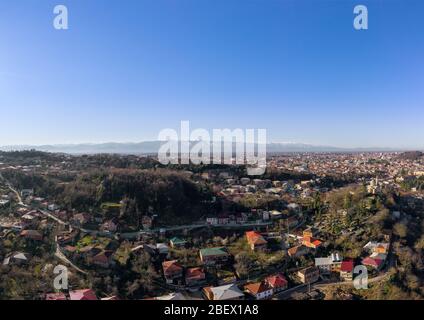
[39,209,68,226]
[0,172,26,207]
[54,236,87,275]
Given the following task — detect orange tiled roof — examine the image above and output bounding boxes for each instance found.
[245,231,267,245]
[244,282,271,294]
[162,260,183,273]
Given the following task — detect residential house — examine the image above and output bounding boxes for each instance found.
[199,247,230,266]
[144,243,169,256]
[20,229,43,241]
[45,293,67,300]
[162,260,183,284]
[245,231,268,251]
[314,257,332,274]
[302,236,323,249]
[48,203,60,211]
[270,210,283,220]
[363,241,389,255]
[91,250,114,268]
[287,245,309,258]
[100,220,118,233]
[303,227,318,239]
[72,213,90,226]
[57,231,78,245]
[297,267,320,284]
[244,282,273,300]
[78,245,100,262]
[362,256,384,270]
[217,214,230,225]
[287,203,301,212]
[21,189,34,198]
[185,267,206,287]
[203,284,244,300]
[264,273,288,293]
[69,289,98,300]
[362,253,387,270]
[314,253,342,274]
[156,243,170,255]
[3,252,28,266]
[206,217,218,225]
[169,237,187,248]
[21,213,41,227]
[340,259,354,281]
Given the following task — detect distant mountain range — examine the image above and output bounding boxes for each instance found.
[0,141,414,155]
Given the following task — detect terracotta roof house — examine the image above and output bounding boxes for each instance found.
[340,259,354,281]
[362,256,385,270]
[20,230,43,241]
[287,245,309,258]
[162,260,183,284]
[244,282,273,300]
[69,289,98,300]
[91,250,114,268]
[185,267,206,287]
[203,284,244,300]
[264,273,288,293]
[45,292,67,300]
[245,231,268,251]
[302,227,318,239]
[302,236,323,249]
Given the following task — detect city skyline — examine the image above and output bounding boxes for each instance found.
[1,0,423,148]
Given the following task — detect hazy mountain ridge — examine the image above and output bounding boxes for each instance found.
[0,141,411,154]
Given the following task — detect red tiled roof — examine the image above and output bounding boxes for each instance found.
[362,257,383,268]
[340,260,354,272]
[265,273,288,288]
[312,240,322,247]
[162,260,183,274]
[46,292,67,300]
[69,289,97,300]
[245,231,267,245]
[185,267,205,280]
[244,282,271,294]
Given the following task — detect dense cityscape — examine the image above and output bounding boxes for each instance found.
[0,150,422,300]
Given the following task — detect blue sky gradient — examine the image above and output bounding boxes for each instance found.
[0,0,423,148]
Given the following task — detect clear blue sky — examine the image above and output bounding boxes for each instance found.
[1,0,423,148]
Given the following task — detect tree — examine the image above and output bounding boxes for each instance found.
[393,222,408,238]
[233,253,255,279]
[414,235,424,251]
